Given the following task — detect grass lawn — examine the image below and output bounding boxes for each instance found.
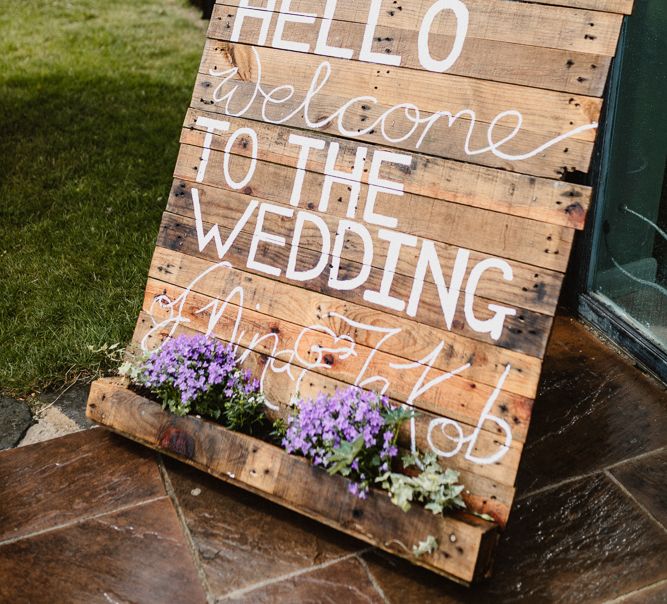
[0,0,206,395]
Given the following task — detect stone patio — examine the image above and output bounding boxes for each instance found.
[0,316,665,603]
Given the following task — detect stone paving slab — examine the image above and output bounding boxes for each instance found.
[0,498,206,604]
[164,457,365,599]
[609,448,667,530]
[225,557,385,603]
[0,429,166,543]
[0,396,32,450]
[18,382,94,447]
[357,472,667,603]
[516,317,667,496]
[613,580,667,604]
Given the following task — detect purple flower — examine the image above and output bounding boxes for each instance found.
[282,386,403,499]
[136,334,261,422]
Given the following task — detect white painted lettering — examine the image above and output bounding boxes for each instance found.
[286,212,331,281]
[247,203,294,276]
[329,220,373,290]
[364,150,411,228]
[418,0,469,73]
[465,258,516,341]
[231,0,277,46]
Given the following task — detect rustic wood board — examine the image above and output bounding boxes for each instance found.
[87,378,499,584]
[97,0,631,583]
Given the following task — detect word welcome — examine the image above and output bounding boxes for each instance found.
[211,47,597,164]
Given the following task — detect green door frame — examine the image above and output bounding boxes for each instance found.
[575,11,667,383]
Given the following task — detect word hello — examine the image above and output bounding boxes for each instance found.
[193,116,517,342]
[232,0,470,72]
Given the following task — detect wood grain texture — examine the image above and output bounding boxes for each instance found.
[210,4,612,95]
[191,75,595,179]
[136,278,534,446]
[199,40,602,142]
[180,111,592,230]
[147,244,553,358]
[109,0,627,579]
[134,313,517,525]
[216,0,624,55]
[142,268,542,396]
[174,145,577,272]
[164,193,565,315]
[532,0,633,15]
[86,378,499,584]
[133,312,521,526]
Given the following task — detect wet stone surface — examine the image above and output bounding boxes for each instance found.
[610,448,667,529]
[516,317,667,496]
[226,557,384,603]
[360,473,667,603]
[37,381,94,428]
[165,457,365,599]
[0,317,665,602]
[613,580,667,604]
[0,498,206,604]
[0,396,32,450]
[19,382,94,447]
[0,429,166,543]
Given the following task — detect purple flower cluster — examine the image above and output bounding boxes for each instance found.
[282,387,402,498]
[138,335,260,422]
[141,335,237,404]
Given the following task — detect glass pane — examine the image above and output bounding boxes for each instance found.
[591,0,667,350]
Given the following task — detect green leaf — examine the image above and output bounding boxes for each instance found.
[377,451,467,517]
[413,535,438,558]
[327,436,365,476]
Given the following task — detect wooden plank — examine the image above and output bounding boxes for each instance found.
[133,316,519,521]
[142,259,543,398]
[150,243,548,408]
[180,109,592,230]
[174,144,577,272]
[191,74,595,180]
[152,224,555,358]
[199,40,602,143]
[531,1,633,15]
[135,318,527,520]
[138,278,535,442]
[166,187,564,316]
[210,4,611,96]
[87,378,500,583]
[90,0,629,581]
[143,255,543,398]
[216,0,624,55]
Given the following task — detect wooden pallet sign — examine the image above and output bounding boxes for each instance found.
[87,0,631,584]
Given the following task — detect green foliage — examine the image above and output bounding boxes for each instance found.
[327,435,366,477]
[270,417,288,444]
[219,387,268,436]
[377,452,467,514]
[0,0,206,395]
[412,535,438,558]
[325,405,414,497]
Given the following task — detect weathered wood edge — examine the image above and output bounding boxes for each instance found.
[86,377,499,585]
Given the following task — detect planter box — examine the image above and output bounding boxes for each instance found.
[87,378,498,585]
